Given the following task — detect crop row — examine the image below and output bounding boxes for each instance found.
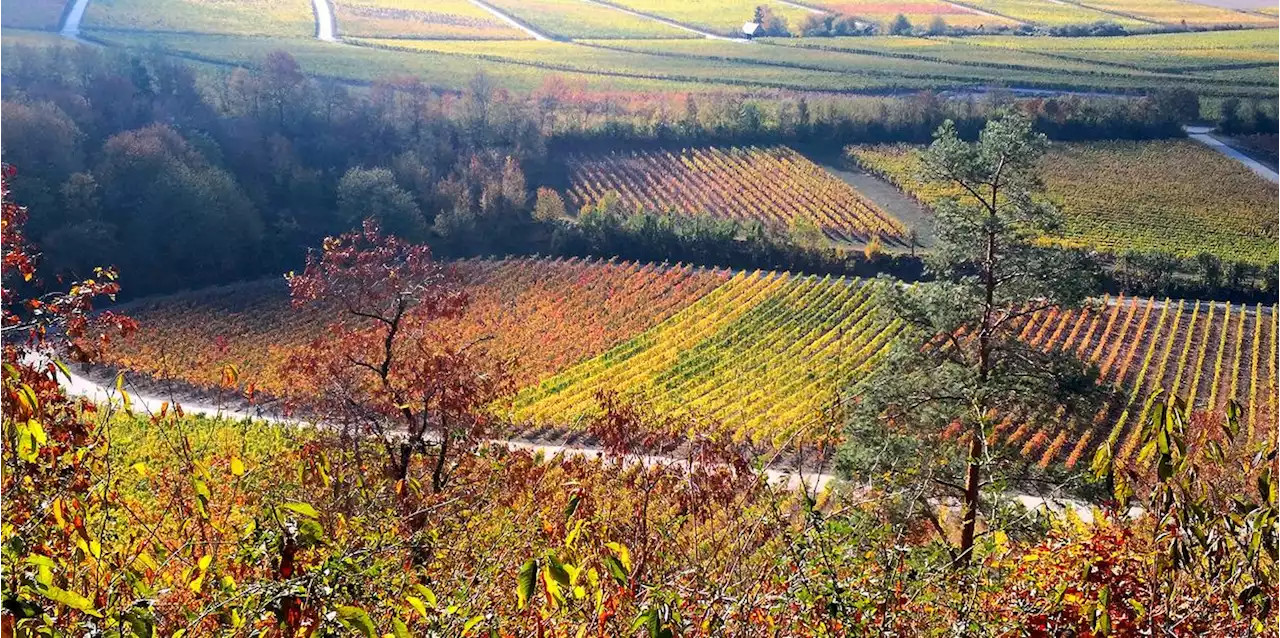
[104,257,727,395]
[848,140,1279,265]
[334,0,530,40]
[567,146,909,243]
[510,271,903,446]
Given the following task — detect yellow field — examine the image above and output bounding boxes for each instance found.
[1076,0,1275,26]
[83,0,315,37]
[334,0,529,39]
[957,0,1150,26]
[801,0,1021,28]
[599,0,816,36]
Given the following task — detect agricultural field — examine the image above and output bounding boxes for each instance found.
[593,0,816,36]
[101,257,1276,464]
[951,0,1150,26]
[566,146,910,243]
[984,297,1277,467]
[483,0,696,39]
[0,0,67,30]
[849,139,1280,265]
[104,258,727,395]
[1075,0,1275,26]
[798,0,1021,29]
[511,272,902,445]
[332,0,529,40]
[81,0,315,37]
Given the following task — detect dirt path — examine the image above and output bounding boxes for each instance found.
[1185,125,1280,184]
[312,0,337,41]
[808,151,936,249]
[59,0,91,41]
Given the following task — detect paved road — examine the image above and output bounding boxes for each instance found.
[59,0,91,41]
[312,0,337,41]
[1184,125,1279,184]
[465,0,552,40]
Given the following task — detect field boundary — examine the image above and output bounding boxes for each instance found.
[465,0,553,40]
[574,0,748,40]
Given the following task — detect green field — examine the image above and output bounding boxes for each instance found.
[332,0,530,40]
[593,0,816,36]
[0,0,67,30]
[800,0,1022,29]
[83,0,315,37]
[850,139,1280,265]
[484,0,697,39]
[952,0,1150,26]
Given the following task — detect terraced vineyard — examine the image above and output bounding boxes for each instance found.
[849,140,1280,265]
[82,0,316,37]
[567,146,910,243]
[333,0,531,40]
[105,258,727,395]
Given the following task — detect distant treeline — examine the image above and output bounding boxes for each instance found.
[0,44,1219,301]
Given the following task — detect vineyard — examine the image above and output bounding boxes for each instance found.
[801,0,1021,29]
[81,0,315,37]
[333,0,531,40]
[104,258,727,396]
[511,272,903,446]
[955,0,1147,26]
[482,0,696,39]
[849,140,1280,265]
[102,258,1276,466]
[566,146,910,244]
[586,0,815,37]
[1074,0,1276,26]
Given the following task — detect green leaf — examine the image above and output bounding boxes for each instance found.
[414,584,438,608]
[405,596,428,619]
[281,502,320,519]
[606,542,632,572]
[463,615,484,636]
[564,495,581,522]
[39,585,101,617]
[53,359,72,383]
[603,555,629,586]
[335,605,377,638]
[516,559,538,610]
[391,618,411,638]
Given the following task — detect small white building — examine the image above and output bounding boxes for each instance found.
[742,22,761,37]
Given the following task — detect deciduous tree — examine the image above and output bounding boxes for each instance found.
[284,221,511,492]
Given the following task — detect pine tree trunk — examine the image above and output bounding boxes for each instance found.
[957,429,982,568]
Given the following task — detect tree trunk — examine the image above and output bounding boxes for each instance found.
[956,429,982,568]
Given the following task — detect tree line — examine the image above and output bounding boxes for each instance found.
[0,43,1205,299]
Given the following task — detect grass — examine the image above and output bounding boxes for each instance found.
[483,0,697,39]
[0,27,79,46]
[803,0,1022,28]
[82,0,315,37]
[333,0,529,40]
[849,139,1280,265]
[593,0,816,36]
[0,0,67,30]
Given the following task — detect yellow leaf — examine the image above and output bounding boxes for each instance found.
[132,462,148,477]
[230,458,245,476]
[198,555,212,571]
